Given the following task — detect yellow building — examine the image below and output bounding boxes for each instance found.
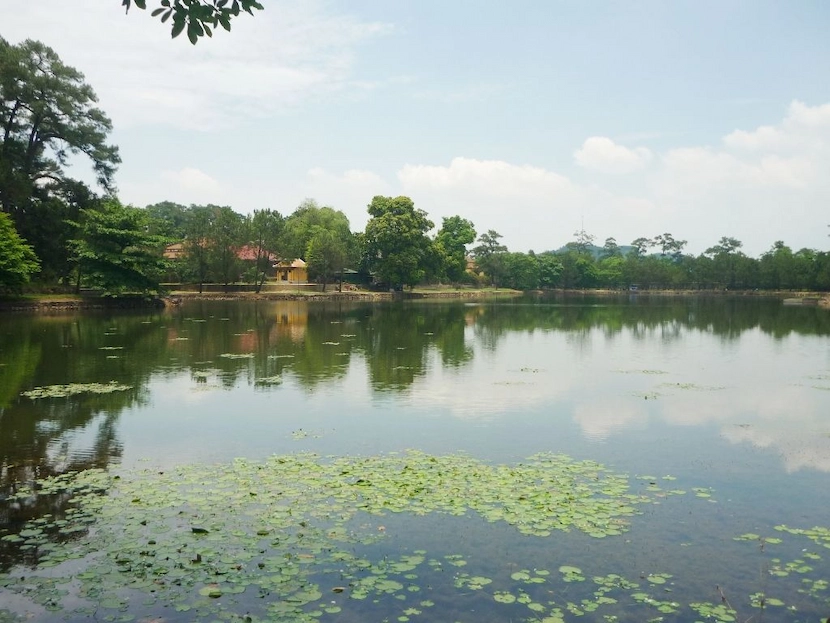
[274,258,308,283]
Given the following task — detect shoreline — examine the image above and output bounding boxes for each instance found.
[1,288,828,313]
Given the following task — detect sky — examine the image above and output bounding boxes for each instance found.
[2,0,829,256]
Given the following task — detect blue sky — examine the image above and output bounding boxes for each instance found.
[3,1,829,255]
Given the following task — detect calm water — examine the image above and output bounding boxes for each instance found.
[1,295,829,622]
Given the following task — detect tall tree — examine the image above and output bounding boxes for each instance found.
[282,200,352,261]
[600,237,621,259]
[246,208,283,293]
[704,236,744,289]
[629,237,653,258]
[501,252,540,290]
[434,216,476,284]
[0,38,119,219]
[182,205,214,292]
[654,232,687,260]
[1,38,119,280]
[537,253,563,289]
[0,212,39,292]
[306,228,349,292]
[209,206,244,286]
[471,230,508,286]
[569,228,596,255]
[363,196,434,289]
[69,199,168,295]
[144,201,189,239]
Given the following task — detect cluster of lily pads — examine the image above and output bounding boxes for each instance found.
[0,451,827,622]
[21,382,133,400]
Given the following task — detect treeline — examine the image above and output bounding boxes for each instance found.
[473,231,830,292]
[1,37,828,295]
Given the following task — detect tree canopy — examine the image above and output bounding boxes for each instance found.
[434,216,476,284]
[363,196,434,289]
[0,212,39,292]
[282,201,352,261]
[70,199,168,295]
[1,37,120,281]
[0,38,120,211]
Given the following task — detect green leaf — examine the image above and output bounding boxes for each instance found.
[171,18,186,38]
[187,21,200,44]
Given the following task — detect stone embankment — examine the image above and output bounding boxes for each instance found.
[1,289,519,312]
[164,291,393,305]
[0,297,166,313]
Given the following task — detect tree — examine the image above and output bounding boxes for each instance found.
[601,237,621,259]
[363,196,434,289]
[568,228,595,255]
[704,237,744,289]
[501,252,540,290]
[654,232,687,260]
[246,208,283,293]
[306,228,349,292]
[209,206,244,286]
[760,241,793,289]
[144,201,189,239]
[629,237,653,258]
[537,253,563,289]
[182,205,213,292]
[557,250,598,289]
[18,180,100,281]
[434,216,476,284]
[0,212,39,292]
[282,201,352,261]
[122,0,264,44]
[69,199,168,295]
[0,38,120,220]
[471,230,508,286]
[597,255,625,288]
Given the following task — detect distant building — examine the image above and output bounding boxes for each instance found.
[274,258,308,283]
[236,245,279,263]
[163,242,307,283]
[163,242,185,260]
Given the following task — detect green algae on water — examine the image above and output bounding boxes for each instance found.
[21,382,133,399]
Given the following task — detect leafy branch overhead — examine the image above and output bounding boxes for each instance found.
[121,0,264,44]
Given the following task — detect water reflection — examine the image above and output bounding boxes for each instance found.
[1,296,829,555]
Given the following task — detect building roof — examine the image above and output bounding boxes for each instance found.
[275,258,306,268]
[237,245,278,262]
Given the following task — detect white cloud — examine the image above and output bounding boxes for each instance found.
[397,157,585,249]
[120,167,225,207]
[395,156,664,251]
[407,333,579,420]
[399,157,574,197]
[722,124,786,151]
[303,167,390,231]
[658,148,812,190]
[306,98,830,254]
[161,167,222,195]
[574,137,653,174]
[640,100,830,253]
[572,399,648,442]
[0,0,391,130]
[723,100,830,155]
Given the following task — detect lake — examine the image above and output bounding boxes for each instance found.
[1,294,829,622]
